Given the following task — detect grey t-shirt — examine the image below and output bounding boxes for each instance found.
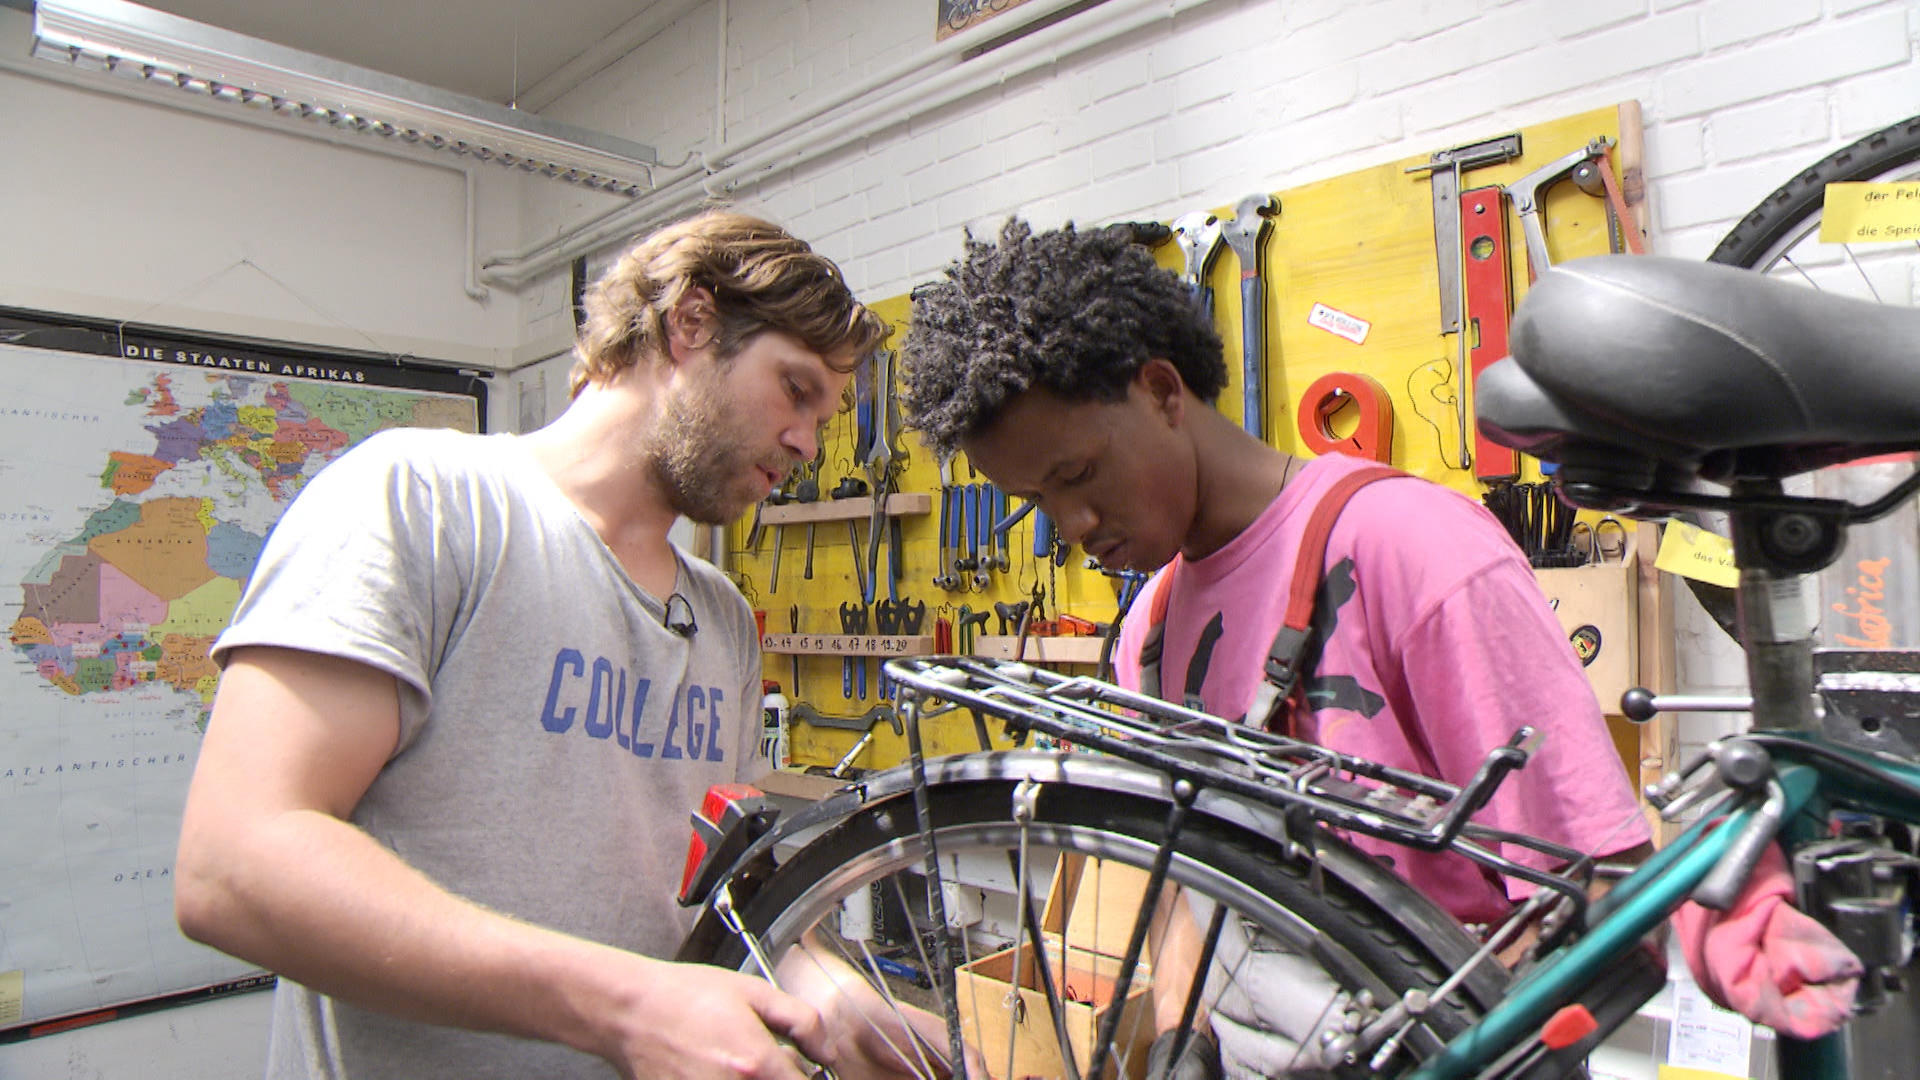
[212,427,763,1080]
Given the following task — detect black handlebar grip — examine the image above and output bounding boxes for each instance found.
[1620,687,1657,722]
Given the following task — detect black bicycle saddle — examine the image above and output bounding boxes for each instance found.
[1477,255,1920,488]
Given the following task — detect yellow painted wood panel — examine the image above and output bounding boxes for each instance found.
[742,104,1649,771]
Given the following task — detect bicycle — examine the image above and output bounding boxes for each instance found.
[943,0,1015,34]
[675,116,1920,1080]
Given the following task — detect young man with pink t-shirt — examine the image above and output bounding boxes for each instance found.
[1108,449,1646,926]
[900,220,1650,1077]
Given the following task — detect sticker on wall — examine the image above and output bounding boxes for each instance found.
[1819,182,1920,243]
[1656,520,1739,589]
[1569,624,1602,667]
[0,969,21,1025]
[1307,302,1371,345]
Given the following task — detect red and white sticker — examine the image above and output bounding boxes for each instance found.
[1308,302,1370,345]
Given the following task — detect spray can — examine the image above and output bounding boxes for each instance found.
[760,679,791,769]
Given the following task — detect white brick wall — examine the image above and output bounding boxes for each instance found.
[1708,89,1831,164]
[509,0,1920,371]
[522,0,1915,302]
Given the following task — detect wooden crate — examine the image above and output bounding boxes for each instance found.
[955,856,1159,1080]
[1534,532,1641,711]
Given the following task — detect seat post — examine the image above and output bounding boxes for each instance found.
[1733,564,1818,732]
[1727,481,1836,733]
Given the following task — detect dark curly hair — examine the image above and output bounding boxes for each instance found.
[900,219,1225,456]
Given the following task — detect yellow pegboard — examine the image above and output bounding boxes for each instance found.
[1175,103,1637,496]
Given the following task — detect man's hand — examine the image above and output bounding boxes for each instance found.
[777,939,984,1080]
[180,648,838,1080]
[603,960,836,1080]
[1501,841,1655,968]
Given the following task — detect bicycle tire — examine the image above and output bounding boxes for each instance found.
[1675,113,1920,641]
[1709,114,1920,270]
[684,752,1509,1079]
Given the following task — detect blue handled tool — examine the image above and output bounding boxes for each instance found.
[1221,193,1279,441]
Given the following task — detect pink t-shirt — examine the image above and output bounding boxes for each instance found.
[1116,453,1649,925]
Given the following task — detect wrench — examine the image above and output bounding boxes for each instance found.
[1172,210,1224,321]
[957,608,990,654]
[939,485,967,591]
[862,350,896,605]
[764,488,792,593]
[961,484,981,581]
[829,475,869,600]
[970,485,991,591]
[1220,193,1279,441]
[933,455,956,590]
[714,881,835,1080]
[787,604,801,701]
[838,602,869,699]
[874,599,899,697]
[795,447,822,580]
[991,485,1011,572]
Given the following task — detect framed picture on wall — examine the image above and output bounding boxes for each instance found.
[936,0,1036,40]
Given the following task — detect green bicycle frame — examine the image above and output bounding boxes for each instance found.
[1407,737,1920,1080]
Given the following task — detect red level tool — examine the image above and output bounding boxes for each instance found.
[1461,185,1518,481]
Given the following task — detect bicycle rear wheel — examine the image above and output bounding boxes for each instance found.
[685,752,1507,1079]
[1710,114,1920,275]
[1678,114,1920,639]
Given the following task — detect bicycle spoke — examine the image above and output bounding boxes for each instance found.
[1004,800,1083,1080]
[1841,244,1884,301]
[792,933,947,1080]
[694,762,1504,1080]
[892,870,952,1018]
[1152,901,1227,1080]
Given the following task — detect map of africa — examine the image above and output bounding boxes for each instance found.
[0,340,480,1032]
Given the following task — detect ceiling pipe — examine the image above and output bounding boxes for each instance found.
[712,0,728,150]
[483,0,1225,289]
[481,0,1098,272]
[463,169,489,301]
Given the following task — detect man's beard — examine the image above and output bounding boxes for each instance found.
[645,373,776,526]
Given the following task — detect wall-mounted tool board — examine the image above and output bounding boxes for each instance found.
[730,102,1669,784]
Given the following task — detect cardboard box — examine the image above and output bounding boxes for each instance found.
[955,855,1160,1080]
[1534,533,1640,712]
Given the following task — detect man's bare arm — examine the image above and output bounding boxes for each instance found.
[176,646,828,1080]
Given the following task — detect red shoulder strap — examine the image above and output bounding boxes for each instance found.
[1138,464,1404,724]
[1135,556,1181,700]
[1248,464,1404,733]
[1282,465,1402,634]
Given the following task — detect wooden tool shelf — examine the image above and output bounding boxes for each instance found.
[758,493,931,524]
[970,635,1107,664]
[759,633,935,656]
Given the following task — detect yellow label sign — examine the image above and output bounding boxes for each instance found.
[1819,182,1920,243]
[1658,1068,1747,1080]
[1655,521,1739,588]
[0,969,22,1025]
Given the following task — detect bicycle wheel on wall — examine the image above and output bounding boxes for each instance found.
[1709,114,1920,275]
[681,752,1508,1080]
[1679,114,1920,640]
